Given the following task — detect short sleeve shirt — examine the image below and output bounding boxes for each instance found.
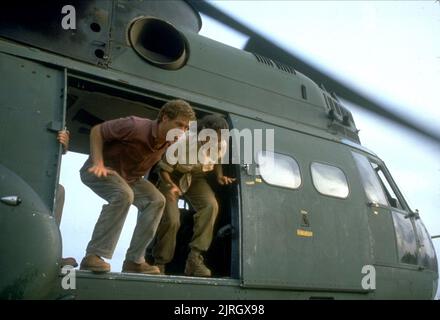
[90,116,169,183]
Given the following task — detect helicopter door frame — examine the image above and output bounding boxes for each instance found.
[64,74,241,279]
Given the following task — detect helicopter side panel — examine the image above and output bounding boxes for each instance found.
[68,268,435,299]
[0,164,61,299]
[373,266,435,299]
[0,2,113,66]
[229,114,371,292]
[0,52,65,210]
[0,52,65,298]
[68,271,368,300]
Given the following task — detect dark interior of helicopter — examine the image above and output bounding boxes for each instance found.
[64,77,239,278]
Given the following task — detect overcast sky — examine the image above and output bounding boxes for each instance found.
[59,1,440,298]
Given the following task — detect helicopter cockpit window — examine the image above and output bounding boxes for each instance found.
[392,211,418,265]
[310,162,349,198]
[415,219,438,272]
[371,163,403,210]
[257,151,301,189]
[352,152,388,206]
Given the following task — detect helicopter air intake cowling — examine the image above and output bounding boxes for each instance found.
[128,17,188,70]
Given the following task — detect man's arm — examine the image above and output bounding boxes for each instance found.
[215,164,236,185]
[159,168,182,200]
[214,140,235,185]
[57,129,69,154]
[87,124,113,177]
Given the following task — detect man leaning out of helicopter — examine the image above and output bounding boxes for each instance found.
[79,99,195,274]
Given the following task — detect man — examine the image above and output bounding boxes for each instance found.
[152,115,235,277]
[79,99,195,274]
[55,129,78,268]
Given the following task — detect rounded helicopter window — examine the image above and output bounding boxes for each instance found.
[311,162,349,199]
[257,151,301,189]
[128,17,188,70]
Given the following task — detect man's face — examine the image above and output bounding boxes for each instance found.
[160,115,190,142]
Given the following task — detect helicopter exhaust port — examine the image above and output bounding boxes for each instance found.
[128,17,188,70]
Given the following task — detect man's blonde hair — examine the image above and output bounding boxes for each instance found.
[157,99,196,122]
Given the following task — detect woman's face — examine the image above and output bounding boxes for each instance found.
[200,129,224,147]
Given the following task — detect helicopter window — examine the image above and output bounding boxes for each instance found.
[371,164,403,210]
[257,151,301,189]
[391,211,418,265]
[415,219,438,272]
[352,152,388,206]
[310,162,349,198]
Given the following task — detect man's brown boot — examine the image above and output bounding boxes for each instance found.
[80,255,110,273]
[184,250,211,277]
[122,260,160,275]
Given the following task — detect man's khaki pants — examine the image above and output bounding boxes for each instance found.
[80,167,165,264]
[153,172,219,264]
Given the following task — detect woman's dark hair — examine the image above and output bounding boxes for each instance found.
[197,114,229,132]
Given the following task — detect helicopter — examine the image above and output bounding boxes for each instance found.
[0,0,438,299]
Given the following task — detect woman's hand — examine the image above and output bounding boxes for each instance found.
[217,175,236,186]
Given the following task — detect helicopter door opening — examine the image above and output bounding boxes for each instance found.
[58,76,237,278]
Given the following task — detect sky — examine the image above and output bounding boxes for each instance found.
[59,1,440,298]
